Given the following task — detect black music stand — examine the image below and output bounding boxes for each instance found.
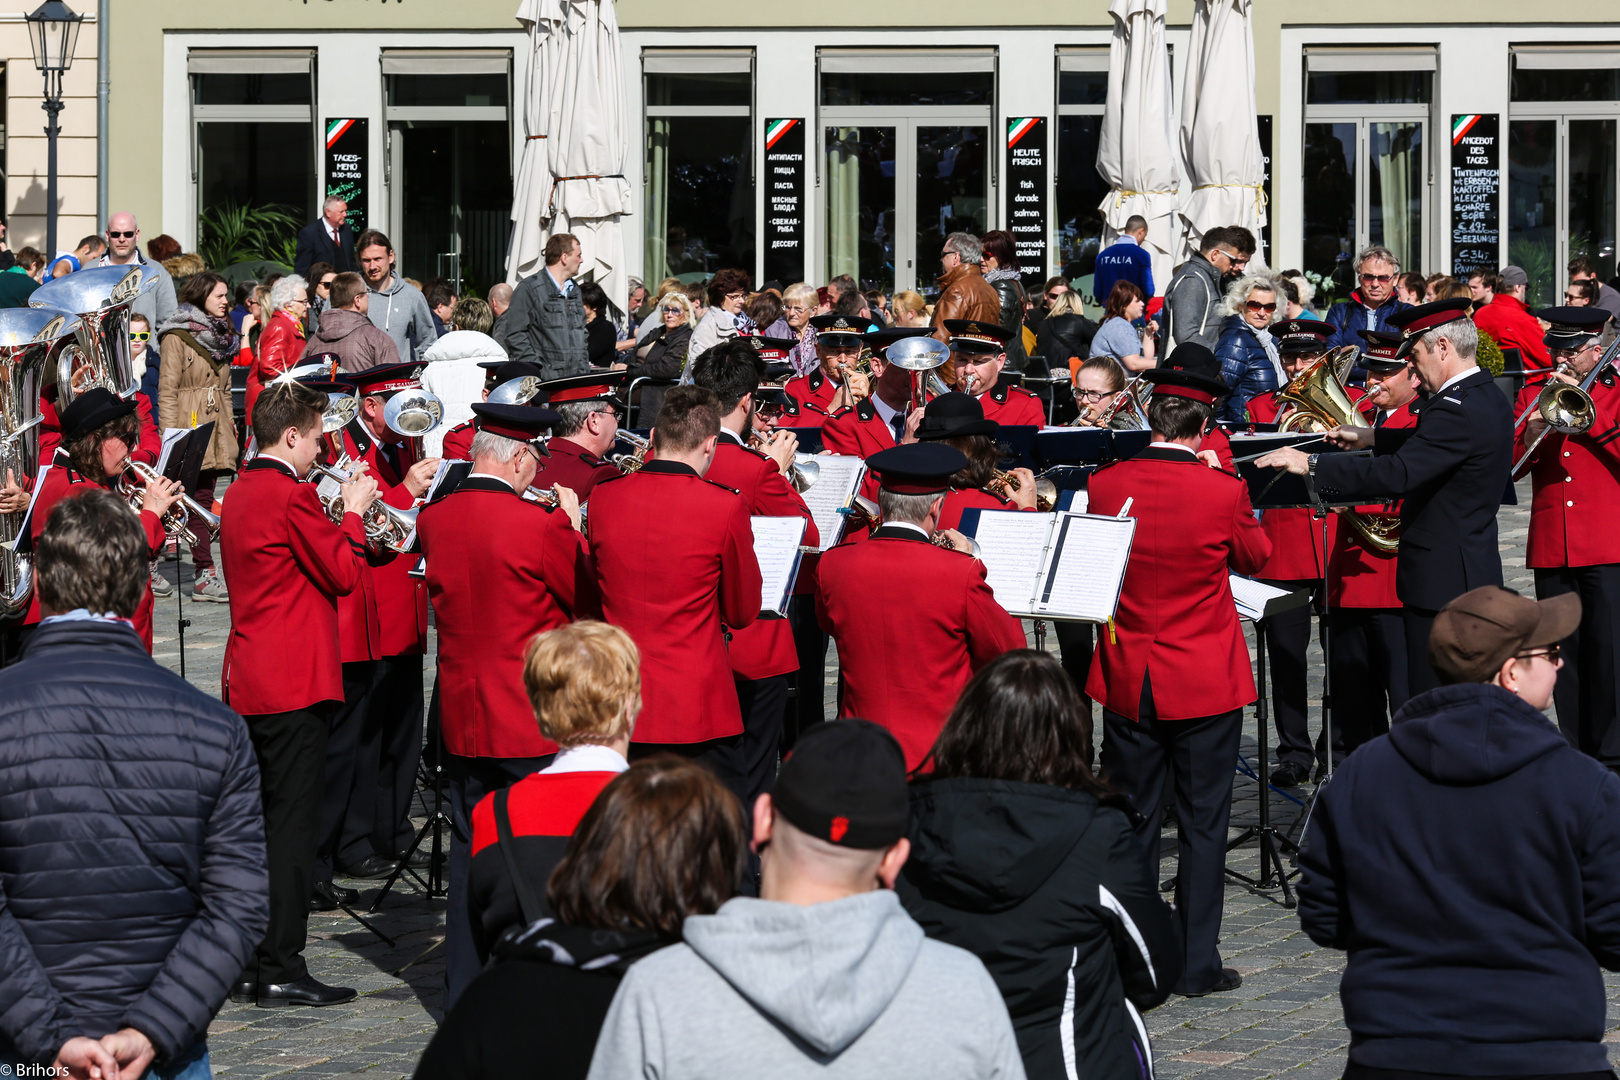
[371,674,450,912]
[1226,583,1311,905]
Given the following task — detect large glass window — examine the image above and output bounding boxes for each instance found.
[1301,50,1432,305]
[189,51,315,266]
[1055,52,1109,300]
[643,52,754,283]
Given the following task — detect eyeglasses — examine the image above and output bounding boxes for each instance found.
[1045,291,1064,300]
[725,292,746,302]
[106,230,135,239]
[1550,345,1595,361]
[1075,388,1111,400]
[129,331,150,342]
[784,304,809,313]
[1515,645,1562,664]
[593,407,620,421]
[1360,273,1395,284]
[662,306,683,315]
[1563,292,1584,302]
[1246,300,1278,313]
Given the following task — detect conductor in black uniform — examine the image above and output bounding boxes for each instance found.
[1256,298,1513,693]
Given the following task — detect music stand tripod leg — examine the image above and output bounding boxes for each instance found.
[370,716,451,912]
[1225,614,1301,907]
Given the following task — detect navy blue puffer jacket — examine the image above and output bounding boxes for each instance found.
[1213,313,1280,423]
[0,620,267,1064]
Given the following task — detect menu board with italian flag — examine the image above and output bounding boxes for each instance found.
[325,118,368,233]
[763,119,806,284]
[1006,118,1048,287]
[1450,113,1499,279]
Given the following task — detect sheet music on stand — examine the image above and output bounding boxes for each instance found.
[752,516,807,619]
[424,459,473,505]
[796,455,866,551]
[958,508,1135,622]
[1229,575,1311,622]
[156,429,190,477]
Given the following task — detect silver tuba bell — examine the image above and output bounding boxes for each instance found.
[0,308,81,616]
[383,388,444,460]
[487,376,543,406]
[884,336,952,409]
[30,264,155,407]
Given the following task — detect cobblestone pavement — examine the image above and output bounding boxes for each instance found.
[156,480,1618,1077]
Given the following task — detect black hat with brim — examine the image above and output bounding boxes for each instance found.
[866,442,969,494]
[59,386,136,444]
[914,391,998,440]
[470,402,562,453]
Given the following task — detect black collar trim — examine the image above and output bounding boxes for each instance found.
[640,459,698,477]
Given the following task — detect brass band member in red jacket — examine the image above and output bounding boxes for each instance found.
[438,359,546,460]
[942,319,1046,427]
[531,371,628,500]
[1086,367,1271,998]
[911,392,1040,531]
[221,379,376,1008]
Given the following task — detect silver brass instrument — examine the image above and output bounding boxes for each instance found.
[117,456,220,548]
[1078,377,1152,430]
[383,388,444,460]
[0,308,79,616]
[610,430,652,473]
[885,336,952,410]
[487,376,543,406]
[749,432,820,493]
[308,459,419,554]
[1511,337,1620,478]
[30,264,155,406]
[930,530,983,558]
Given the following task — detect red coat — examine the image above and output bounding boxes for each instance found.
[1515,374,1620,568]
[975,383,1046,428]
[783,369,845,427]
[703,434,819,679]
[342,421,428,657]
[823,397,906,504]
[816,525,1026,770]
[1246,387,1350,581]
[1085,447,1271,720]
[440,421,474,460]
[588,461,762,743]
[221,456,367,714]
[938,486,1029,532]
[1474,294,1551,374]
[418,476,601,759]
[244,311,307,423]
[1329,399,1418,608]
[37,390,161,470]
[25,453,165,648]
[534,436,621,501]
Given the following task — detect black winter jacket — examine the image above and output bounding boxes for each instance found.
[1299,683,1620,1075]
[0,620,267,1065]
[896,779,1180,1080]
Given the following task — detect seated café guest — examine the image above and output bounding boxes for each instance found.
[417,757,748,1080]
[1300,587,1620,1080]
[467,621,638,963]
[1088,281,1156,372]
[1214,272,1283,423]
[899,650,1180,1080]
[912,392,1038,530]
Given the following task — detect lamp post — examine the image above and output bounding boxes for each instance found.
[25,0,84,260]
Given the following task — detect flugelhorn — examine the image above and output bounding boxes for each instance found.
[986,469,1057,512]
[610,430,651,473]
[117,456,220,548]
[308,460,419,554]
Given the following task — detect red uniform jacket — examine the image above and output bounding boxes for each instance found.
[1515,373,1620,568]
[783,369,845,428]
[37,390,161,471]
[817,524,1026,770]
[25,452,165,648]
[533,436,621,501]
[1246,387,1354,581]
[588,461,763,743]
[418,476,601,759]
[1329,399,1419,608]
[221,456,367,714]
[937,486,1030,532]
[975,383,1046,428]
[342,420,428,657]
[1085,446,1271,720]
[823,396,908,504]
[703,432,819,680]
[244,311,306,423]
[440,421,474,461]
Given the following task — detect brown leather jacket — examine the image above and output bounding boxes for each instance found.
[931,264,1001,341]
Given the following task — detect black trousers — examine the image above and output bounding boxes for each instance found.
[1055,620,1095,715]
[1404,606,1441,696]
[1331,608,1409,756]
[243,704,332,984]
[340,652,425,865]
[1102,683,1240,996]
[1264,578,1319,768]
[444,750,553,1010]
[736,675,788,809]
[1536,565,1620,773]
[316,659,378,882]
[785,594,828,751]
[630,735,744,799]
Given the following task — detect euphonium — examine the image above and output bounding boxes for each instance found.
[610,430,652,473]
[0,309,78,616]
[117,456,221,549]
[30,264,153,407]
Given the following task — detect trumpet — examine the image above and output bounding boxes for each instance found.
[985,469,1057,512]
[117,456,220,548]
[610,430,652,473]
[308,460,418,554]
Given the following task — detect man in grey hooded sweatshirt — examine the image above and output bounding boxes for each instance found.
[355,228,437,363]
[587,720,1025,1080]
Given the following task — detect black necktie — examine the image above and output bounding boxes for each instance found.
[382,444,401,477]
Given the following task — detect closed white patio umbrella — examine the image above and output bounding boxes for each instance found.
[1178,0,1267,264]
[506,0,632,317]
[1096,0,1181,297]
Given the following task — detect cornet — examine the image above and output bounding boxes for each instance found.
[986,469,1057,512]
[610,430,652,473]
[117,457,220,549]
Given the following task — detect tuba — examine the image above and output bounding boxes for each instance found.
[30,264,155,407]
[1273,346,1399,554]
[0,309,80,616]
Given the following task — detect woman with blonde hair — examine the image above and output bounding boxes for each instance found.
[623,290,695,423]
[890,289,931,329]
[1213,271,1282,422]
[782,281,821,376]
[244,273,309,422]
[466,621,641,965]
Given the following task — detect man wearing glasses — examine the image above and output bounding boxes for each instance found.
[1323,245,1411,358]
[1164,225,1247,351]
[1568,256,1620,323]
[1513,305,1620,773]
[97,212,177,328]
[530,372,629,500]
[1474,265,1552,376]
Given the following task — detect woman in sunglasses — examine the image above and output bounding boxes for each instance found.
[1214,272,1284,423]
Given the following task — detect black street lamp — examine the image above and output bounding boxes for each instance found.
[25,0,84,259]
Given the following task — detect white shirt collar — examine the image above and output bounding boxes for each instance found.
[258,452,301,476]
[882,521,930,539]
[1148,441,1198,456]
[719,425,745,444]
[539,743,631,776]
[1113,234,1140,247]
[1438,366,1478,393]
[870,394,903,428]
[467,471,515,490]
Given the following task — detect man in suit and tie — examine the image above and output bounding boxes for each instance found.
[295,196,356,278]
[1257,298,1514,694]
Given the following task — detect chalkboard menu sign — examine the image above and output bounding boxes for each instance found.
[763,119,806,285]
[1450,113,1500,278]
[1257,115,1273,257]
[1006,118,1048,285]
[324,118,367,233]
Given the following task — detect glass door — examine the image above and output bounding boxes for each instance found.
[916,125,988,286]
[1302,115,1427,303]
[825,125,897,292]
[1508,114,1619,308]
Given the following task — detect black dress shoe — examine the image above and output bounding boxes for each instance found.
[228,979,256,1005]
[339,855,401,879]
[256,975,358,1008]
[309,881,359,911]
[1269,761,1311,788]
[1179,968,1243,997]
[402,848,432,871]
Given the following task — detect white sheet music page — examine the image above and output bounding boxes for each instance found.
[1229,575,1293,621]
[156,428,190,476]
[797,455,865,552]
[1034,513,1136,621]
[751,516,807,618]
[969,510,1054,615]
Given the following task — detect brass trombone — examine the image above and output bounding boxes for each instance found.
[1510,337,1620,477]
